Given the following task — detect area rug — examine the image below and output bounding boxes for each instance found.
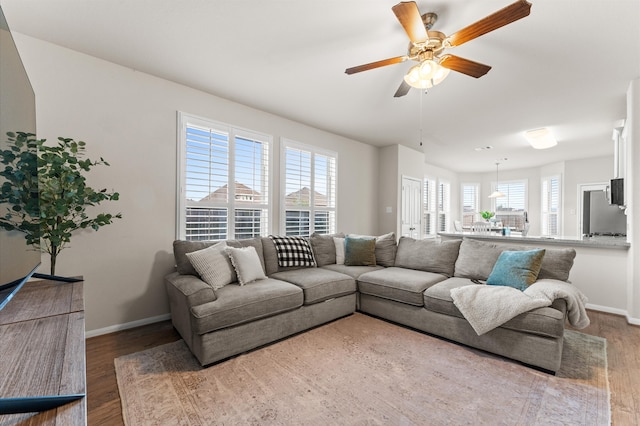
[115,313,609,425]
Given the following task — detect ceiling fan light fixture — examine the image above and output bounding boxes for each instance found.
[403,60,450,89]
[524,127,557,149]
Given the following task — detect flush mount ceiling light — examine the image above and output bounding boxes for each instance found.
[489,160,506,198]
[524,128,557,149]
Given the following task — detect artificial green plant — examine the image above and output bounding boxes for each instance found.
[0,132,122,276]
[480,211,495,221]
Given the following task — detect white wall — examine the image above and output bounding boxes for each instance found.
[14,34,380,333]
[377,145,399,235]
[626,79,640,321]
[376,145,459,237]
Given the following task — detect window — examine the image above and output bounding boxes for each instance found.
[177,113,271,241]
[493,180,527,231]
[282,140,336,236]
[461,183,479,227]
[541,175,561,236]
[438,180,451,232]
[423,177,436,236]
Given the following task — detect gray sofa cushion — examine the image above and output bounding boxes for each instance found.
[453,239,503,280]
[394,237,461,277]
[321,264,384,279]
[271,268,355,305]
[423,277,566,338]
[358,267,448,306]
[453,238,576,282]
[309,232,345,267]
[373,232,398,267]
[190,278,303,334]
[174,238,265,277]
[537,247,576,282]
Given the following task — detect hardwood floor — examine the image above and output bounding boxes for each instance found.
[86,310,640,425]
[86,320,180,425]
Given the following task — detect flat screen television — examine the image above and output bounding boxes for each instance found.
[0,6,41,312]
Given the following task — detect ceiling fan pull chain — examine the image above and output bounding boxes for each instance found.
[419,89,425,147]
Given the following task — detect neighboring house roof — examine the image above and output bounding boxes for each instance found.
[285,187,328,207]
[200,182,261,202]
[198,183,328,206]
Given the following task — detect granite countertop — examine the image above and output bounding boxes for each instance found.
[438,232,630,250]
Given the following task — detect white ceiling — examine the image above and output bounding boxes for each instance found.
[3,0,639,172]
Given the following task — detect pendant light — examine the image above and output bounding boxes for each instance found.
[489,161,505,198]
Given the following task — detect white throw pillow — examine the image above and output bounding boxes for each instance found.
[334,237,345,265]
[225,246,267,285]
[186,241,236,290]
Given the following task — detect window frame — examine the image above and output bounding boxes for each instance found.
[491,179,528,231]
[176,112,273,240]
[461,182,480,227]
[541,174,561,236]
[423,177,437,237]
[280,138,337,236]
[437,179,451,233]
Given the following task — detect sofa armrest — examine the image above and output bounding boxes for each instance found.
[165,272,217,348]
[165,271,217,306]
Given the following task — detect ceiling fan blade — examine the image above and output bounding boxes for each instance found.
[447,0,531,47]
[345,56,407,75]
[392,1,428,45]
[439,55,491,78]
[393,81,411,98]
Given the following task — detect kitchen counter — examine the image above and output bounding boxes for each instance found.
[438,232,630,250]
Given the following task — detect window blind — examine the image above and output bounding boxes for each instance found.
[179,113,271,241]
[461,183,479,226]
[438,181,451,232]
[423,178,436,236]
[542,176,560,236]
[282,141,337,236]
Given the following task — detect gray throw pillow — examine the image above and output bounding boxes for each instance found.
[225,246,267,285]
[186,241,236,290]
[309,232,345,267]
[347,232,398,267]
[395,237,462,277]
[173,240,219,276]
[344,236,376,266]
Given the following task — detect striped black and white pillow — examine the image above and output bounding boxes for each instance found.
[269,235,316,267]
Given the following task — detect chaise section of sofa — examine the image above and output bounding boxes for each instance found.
[357,237,577,373]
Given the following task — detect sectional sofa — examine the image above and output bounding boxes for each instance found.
[165,233,582,373]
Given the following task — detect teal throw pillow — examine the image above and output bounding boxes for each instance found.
[486,249,546,291]
[344,236,376,266]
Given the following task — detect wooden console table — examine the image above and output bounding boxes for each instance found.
[0,278,86,425]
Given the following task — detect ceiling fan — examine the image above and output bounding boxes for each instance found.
[345,0,532,97]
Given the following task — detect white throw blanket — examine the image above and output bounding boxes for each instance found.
[450,279,590,336]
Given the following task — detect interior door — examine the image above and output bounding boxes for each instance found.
[401,176,422,239]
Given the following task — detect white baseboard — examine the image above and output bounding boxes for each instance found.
[626,315,640,326]
[85,313,171,338]
[585,303,640,325]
